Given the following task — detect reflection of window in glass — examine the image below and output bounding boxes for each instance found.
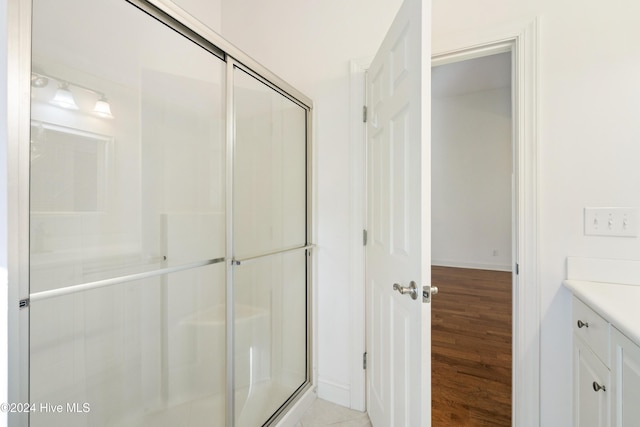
[30,121,110,212]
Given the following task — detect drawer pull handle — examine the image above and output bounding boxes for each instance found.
[577,320,589,328]
[592,381,606,392]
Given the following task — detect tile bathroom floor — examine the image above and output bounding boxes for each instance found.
[296,399,372,427]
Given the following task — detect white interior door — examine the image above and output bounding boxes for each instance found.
[365,0,431,425]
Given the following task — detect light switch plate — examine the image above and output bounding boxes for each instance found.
[584,207,638,237]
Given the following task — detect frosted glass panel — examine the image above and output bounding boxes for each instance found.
[234,69,307,259]
[30,264,225,427]
[30,0,225,293]
[234,251,308,426]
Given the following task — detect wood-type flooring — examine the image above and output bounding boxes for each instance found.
[431,266,512,427]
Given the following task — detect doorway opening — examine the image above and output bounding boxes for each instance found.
[431,51,513,425]
[354,22,538,426]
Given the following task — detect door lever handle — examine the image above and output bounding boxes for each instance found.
[393,281,418,300]
[423,285,438,303]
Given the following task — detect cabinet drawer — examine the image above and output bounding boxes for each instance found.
[573,296,611,367]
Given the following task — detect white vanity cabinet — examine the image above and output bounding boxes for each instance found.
[571,295,640,427]
[565,257,640,427]
[573,297,611,427]
[611,328,640,427]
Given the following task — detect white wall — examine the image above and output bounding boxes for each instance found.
[219,0,402,407]
[433,0,640,425]
[432,58,512,271]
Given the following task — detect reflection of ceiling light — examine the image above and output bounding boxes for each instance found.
[93,95,114,119]
[50,82,79,110]
[31,71,115,119]
[31,74,49,88]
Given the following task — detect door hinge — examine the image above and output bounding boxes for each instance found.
[363,105,367,123]
[19,298,29,309]
[363,352,367,370]
[516,263,519,275]
[363,229,368,246]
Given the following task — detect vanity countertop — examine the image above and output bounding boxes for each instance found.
[564,278,640,346]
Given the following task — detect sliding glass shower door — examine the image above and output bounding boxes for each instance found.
[232,68,309,427]
[27,1,312,426]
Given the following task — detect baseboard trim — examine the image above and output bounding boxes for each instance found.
[317,378,351,407]
[432,259,512,272]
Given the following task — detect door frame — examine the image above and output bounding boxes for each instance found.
[350,18,539,426]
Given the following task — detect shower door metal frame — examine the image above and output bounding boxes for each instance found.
[6,1,33,426]
[6,0,315,425]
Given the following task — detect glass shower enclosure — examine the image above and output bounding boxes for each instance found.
[25,1,312,426]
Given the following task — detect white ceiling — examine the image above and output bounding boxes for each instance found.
[431,52,511,98]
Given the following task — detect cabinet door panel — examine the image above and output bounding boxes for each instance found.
[575,336,610,427]
[612,329,640,427]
